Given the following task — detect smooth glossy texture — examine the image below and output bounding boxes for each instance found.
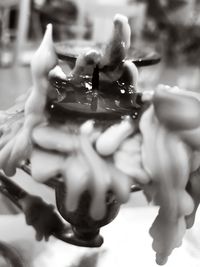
[48,76,143,120]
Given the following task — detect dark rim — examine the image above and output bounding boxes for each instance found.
[56,51,161,67]
[55,40,161,67]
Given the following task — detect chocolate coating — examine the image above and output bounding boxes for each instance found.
[55,181,120,240]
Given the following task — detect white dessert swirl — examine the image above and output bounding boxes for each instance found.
[0,14,135,221]
[0,24,58,177]
[139,85,200,265]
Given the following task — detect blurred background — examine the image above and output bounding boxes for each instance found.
[1,0,200,108]
[0,0,200,266]
[1,0,200,106]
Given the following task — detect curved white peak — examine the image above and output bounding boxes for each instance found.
[75,49,101,68]
[49,65,67,80]
[141,90,154,103]
[80,120,95,135]
[114,13,128,24]
[71,49,101,76]
[31,24,58,77]
[85,49,101,63]
[156,84,200,102]
[113,13,131,50]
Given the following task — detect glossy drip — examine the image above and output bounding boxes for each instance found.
[48,76,143,122]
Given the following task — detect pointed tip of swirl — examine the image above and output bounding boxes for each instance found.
[31,23,58,77]
[35,23,54,55]
[44,23,53,43]
[46,23,52,31]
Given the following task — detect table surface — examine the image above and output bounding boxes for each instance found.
[0,207,200,267]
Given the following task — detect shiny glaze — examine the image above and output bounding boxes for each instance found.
[48,75,144,122]
[56,181,120,240]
